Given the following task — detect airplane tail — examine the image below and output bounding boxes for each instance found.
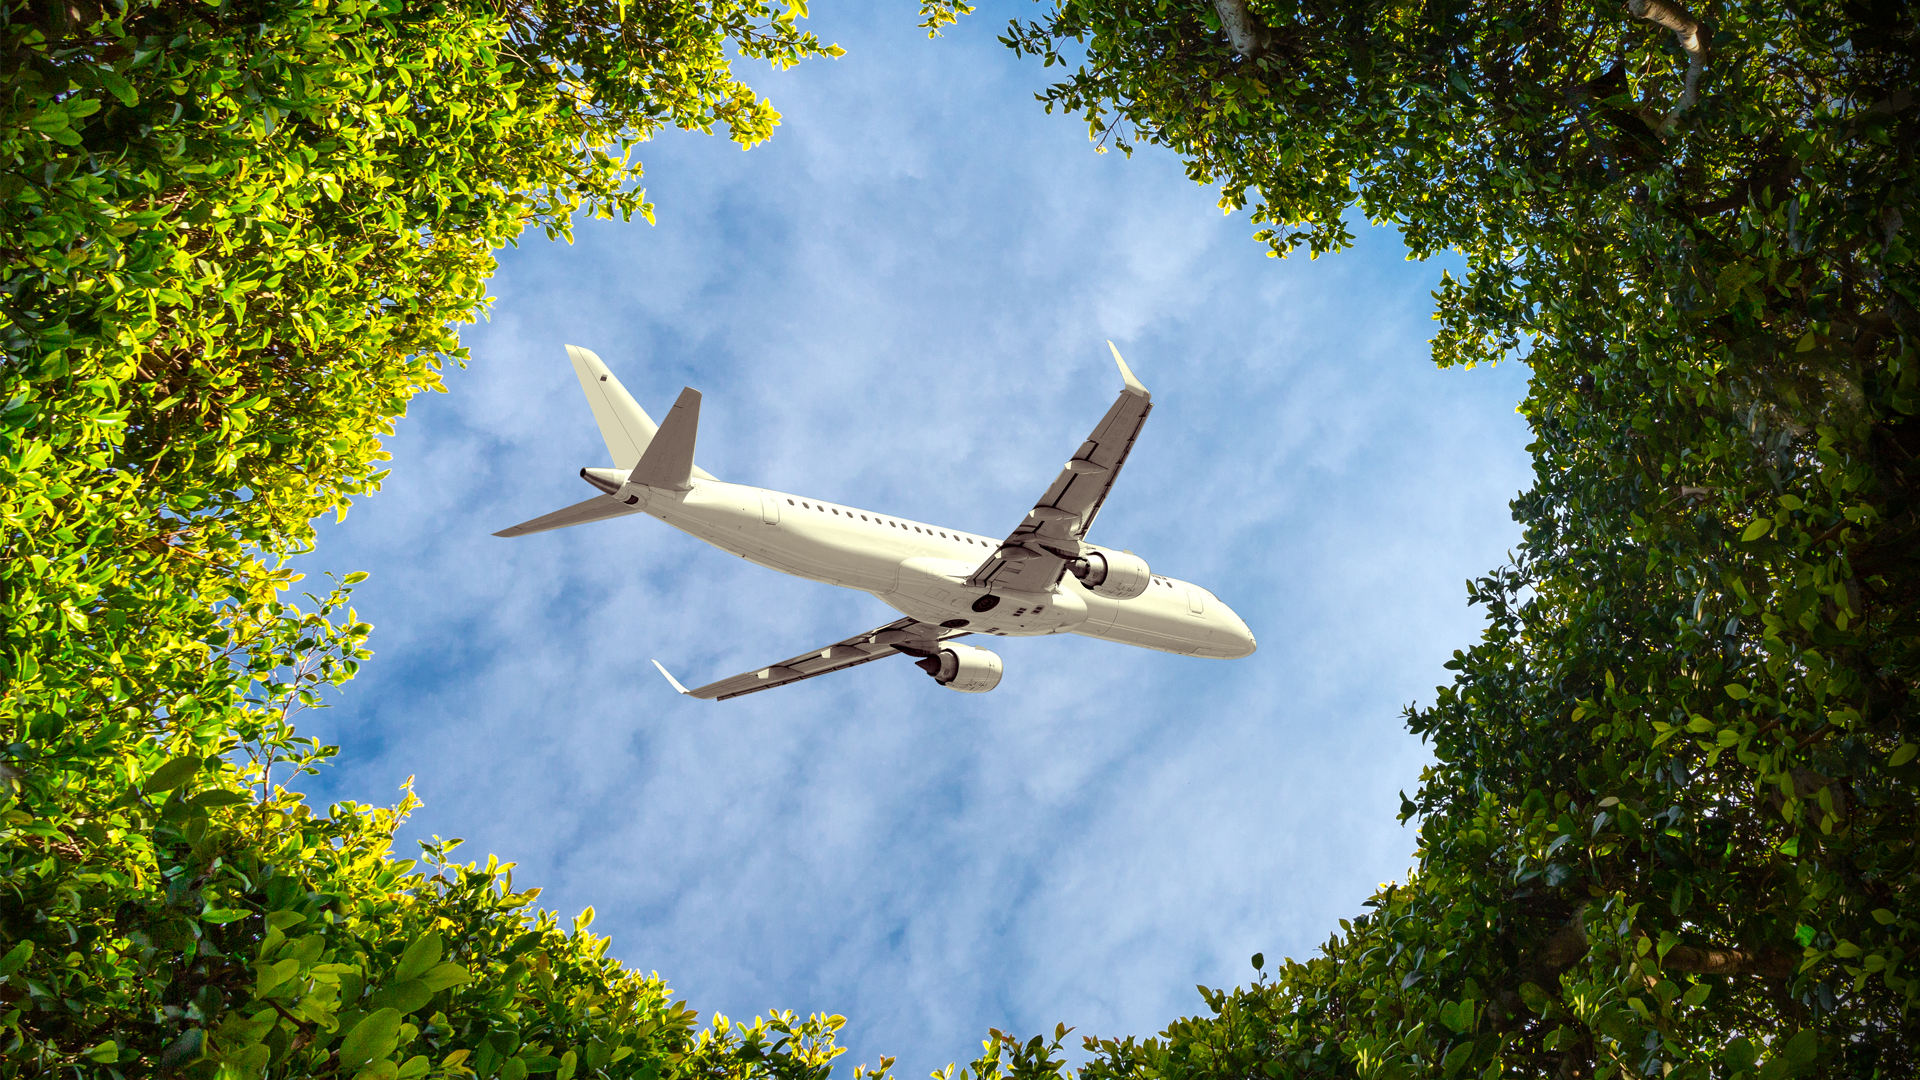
[493,346,713,539]
[567,345,716,481]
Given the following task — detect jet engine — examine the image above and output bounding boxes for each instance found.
[914,642,1004,693]
[1069,548,1151,600]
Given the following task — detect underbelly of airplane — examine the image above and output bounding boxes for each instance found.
[877,556,1089,636]
[874,589,1085,637]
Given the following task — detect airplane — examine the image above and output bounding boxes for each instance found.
[494,344,1257,699]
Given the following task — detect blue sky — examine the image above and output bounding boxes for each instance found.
[295,2,1533,1074]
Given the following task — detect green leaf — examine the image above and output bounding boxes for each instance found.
[96,68,139,107]
[367,979,433,1014]
[419,961,470,992]
[339,1008,403,1072]
[1741,518,1772,541]
[394,931,443,982]
[1889,743,1918,768]
[1725,684,1749,700]
[267,910,308,930]
[256,956,302,995]
[1871,909,1896,925]
[1781,1029,1819,1068]
[160,1029,204,1071]
[1682,982,1709,1008]
[85,1040,119,1063]
[144,755,203,793]
[0,940,33,977]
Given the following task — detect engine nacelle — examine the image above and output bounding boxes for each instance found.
[580,467,626,494]
[914,643,1004,693]
[1070,548,1151,600]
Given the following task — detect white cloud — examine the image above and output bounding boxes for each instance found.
[294,1,1533,1074]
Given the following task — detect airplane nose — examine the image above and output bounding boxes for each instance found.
[1216,609,1256,658]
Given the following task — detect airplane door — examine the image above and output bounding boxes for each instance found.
[1185,583,1206,614]
[759,491,781,525]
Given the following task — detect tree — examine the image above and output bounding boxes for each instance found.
[987,0,1916,1076]
[0,0,907,1075]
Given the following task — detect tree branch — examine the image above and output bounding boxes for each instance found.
[1533,904,1794,979]
[1212,0,1269,59]
[1626,0,1705,132]
[1660,943,1796,978]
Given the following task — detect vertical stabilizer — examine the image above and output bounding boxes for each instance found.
[568,345,658,470]
[566,345,717,480]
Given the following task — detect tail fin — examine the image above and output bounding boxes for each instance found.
[628,387,700,491]
[567,345,716,480]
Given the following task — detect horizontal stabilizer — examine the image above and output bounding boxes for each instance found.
[628,387,701,491]
[494,495,643,538]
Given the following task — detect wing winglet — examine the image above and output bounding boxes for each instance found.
[651,659,692,695]
[1109,341,1149,398]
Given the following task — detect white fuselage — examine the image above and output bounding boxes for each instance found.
[626,479,1256,659]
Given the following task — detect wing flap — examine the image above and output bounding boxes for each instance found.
[966,344,1153,590]
[670,617,965,700]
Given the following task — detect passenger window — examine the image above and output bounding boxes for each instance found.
[787,499,794,505]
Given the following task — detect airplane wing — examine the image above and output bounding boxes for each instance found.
[654,617,970,701]
[965,343,1152,592]
[494,495,644,538]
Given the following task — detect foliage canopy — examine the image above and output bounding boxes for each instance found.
[989,0,1918,1077]
[7,0,1917,1078]
[0,1,882,1077]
